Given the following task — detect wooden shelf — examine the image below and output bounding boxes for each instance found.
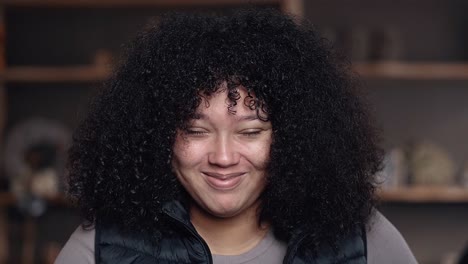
[354,62,468,80]
[378,186,468,203]
[3,62,468,83]
[0,192,71,207]
[2,0,281,8]
[1,65,111,83]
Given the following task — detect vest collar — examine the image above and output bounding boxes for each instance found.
[160,200,366,264]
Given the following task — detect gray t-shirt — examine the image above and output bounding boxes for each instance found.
[212,229,287,264]
[55,211,418,264]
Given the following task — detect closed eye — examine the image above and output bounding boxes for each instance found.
[184,128,208,136]
[240,129,262,137]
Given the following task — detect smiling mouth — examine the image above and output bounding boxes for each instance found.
[203,172,245,190]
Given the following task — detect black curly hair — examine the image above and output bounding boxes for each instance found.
[67,8,382,249]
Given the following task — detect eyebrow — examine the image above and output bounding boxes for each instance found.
[192,113,259,121]
[238,115,259,121]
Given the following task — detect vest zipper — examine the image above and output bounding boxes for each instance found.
[163,208,214,264]
[283,232,308,264]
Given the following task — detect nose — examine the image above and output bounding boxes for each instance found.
[208,135,240,167]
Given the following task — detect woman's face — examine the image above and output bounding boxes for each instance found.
[172,86,272,219]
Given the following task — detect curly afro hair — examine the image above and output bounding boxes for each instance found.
[67,8,383,249]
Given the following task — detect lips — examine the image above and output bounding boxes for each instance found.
[203,172,245,190]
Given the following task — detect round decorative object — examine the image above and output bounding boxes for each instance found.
[407,141,456,186]
[3,118,71,198]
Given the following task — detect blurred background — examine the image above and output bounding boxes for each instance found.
[0,0,467,263]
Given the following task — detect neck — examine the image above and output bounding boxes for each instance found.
[190,202,269,255]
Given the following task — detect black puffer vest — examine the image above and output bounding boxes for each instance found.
[95,201,367,263]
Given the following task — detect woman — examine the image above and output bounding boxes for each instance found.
[56,9,417,264]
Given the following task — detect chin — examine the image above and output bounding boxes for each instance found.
[204,199,258,219]
[206,205,241,218]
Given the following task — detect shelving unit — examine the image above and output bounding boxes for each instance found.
[302,1,468,262]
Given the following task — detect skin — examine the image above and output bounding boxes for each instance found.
[172,85,272,254]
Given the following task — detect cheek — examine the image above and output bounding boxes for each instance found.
[172,136,203,169]
[172,140,197,187]
[245,138,272,169]
[172,135,188,169]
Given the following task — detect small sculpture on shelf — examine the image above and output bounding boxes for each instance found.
[25,142,61,198]
[378,140,461,190]
[405,140,457,187]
